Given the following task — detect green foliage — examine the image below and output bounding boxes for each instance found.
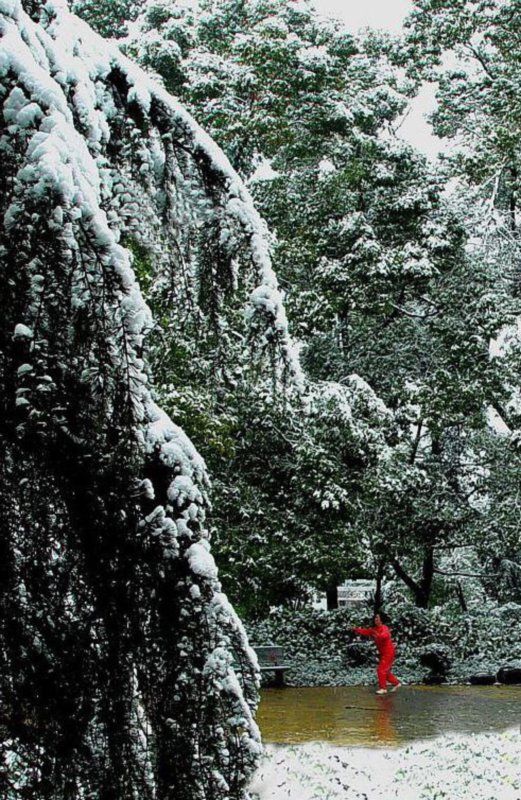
[71,0,145,37]
[125,236,155,295]
[192,379,391,619]
[73,0,521,615]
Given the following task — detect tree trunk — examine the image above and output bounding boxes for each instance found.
[418,546,435,609]
[510,163,518,233]
[373,561,385,614]
[392,547,435,609]
[455,580,468,612]
[326,585,338,610]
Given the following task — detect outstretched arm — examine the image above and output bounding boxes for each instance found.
[352,627,376,637]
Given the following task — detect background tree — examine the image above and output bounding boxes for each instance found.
[399,0,521,603]
[403,0,521,290]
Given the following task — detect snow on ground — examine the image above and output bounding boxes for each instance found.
[251,727,521,800]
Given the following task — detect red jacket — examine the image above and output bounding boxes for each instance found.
[353,625,395,657]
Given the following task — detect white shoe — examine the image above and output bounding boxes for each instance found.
[376,688,387,695]
[389,683,401,693]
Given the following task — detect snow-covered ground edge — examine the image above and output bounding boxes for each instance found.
[250,726,521,799]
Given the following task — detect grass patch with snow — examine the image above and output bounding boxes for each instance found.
[250,727,521,799]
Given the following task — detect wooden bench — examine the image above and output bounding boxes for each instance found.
[254,646,291,687]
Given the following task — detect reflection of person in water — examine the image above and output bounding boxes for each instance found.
[374,693,396,743]
[352,613,401,695]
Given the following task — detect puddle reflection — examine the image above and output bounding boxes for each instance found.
[257,685,521,747]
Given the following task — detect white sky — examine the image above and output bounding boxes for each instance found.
[312,0,442,159]
[312,0,414,34]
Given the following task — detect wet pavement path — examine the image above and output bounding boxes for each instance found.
[257,684,521,747]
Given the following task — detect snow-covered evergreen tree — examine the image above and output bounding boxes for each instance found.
[0,0,303,796]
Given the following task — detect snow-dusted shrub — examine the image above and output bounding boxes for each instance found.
[248,608,377,686]
[249,607,358,658]
[456,602,521,662]
[247,601,521,687]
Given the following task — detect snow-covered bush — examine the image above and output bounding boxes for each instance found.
[247,601,521,687]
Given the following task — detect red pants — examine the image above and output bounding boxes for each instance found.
[377,649,399,690]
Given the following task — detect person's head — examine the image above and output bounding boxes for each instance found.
[374,613,382,627]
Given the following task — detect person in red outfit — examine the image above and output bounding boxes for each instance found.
[352,613,401,694]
